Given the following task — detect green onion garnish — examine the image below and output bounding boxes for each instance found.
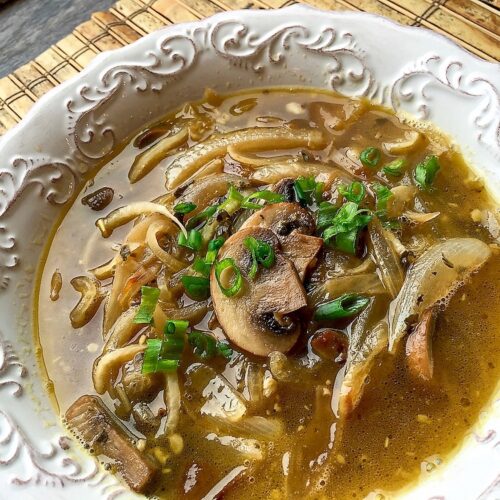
[338,181,366,204]
[334,228,359,254]
[314,293,370,321]
[216,341,233,360]
[178,229,202,251]
[219,185,244,215]
[241,190,285,210]
[415,155,440,189]
[181,275,210,301]
[316,201,338,232]
[360,147,381,168]
[322,201,372,254]
[383,158,406,177]
[205,237,225,264]
[193,256,211,277]
[188,330,233,360]
[174,201,196,215]
[293,176,323,206]
[133,286,160,324]
[141,320,188,374]
[243,236,275,279]
[186,205,218,230]
[215,258,243,297]
[372,182,393,212]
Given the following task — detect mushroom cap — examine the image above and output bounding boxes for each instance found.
[241,202,323,280]
[241,202,315,237]
[210,226,307,356]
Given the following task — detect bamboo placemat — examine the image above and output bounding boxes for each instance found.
[0,0,498,135]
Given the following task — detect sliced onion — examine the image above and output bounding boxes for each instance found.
[312,273,386,306]
[96,201,187,238]
[368,218,405,299]
[227,146,294,166]
[340,317,388,416]
[388,238,492,351]
[165,127,326,189]
[92,343,146,394]
[118,258,161,308]
[103,306,141,352]
[129,127,188,183]
[69,276,105,328]
[205,434,264,460]
[153,301,208,333]
[163,372,181,437]
[203,415,283,442]
[146,220,186,272]
[383,130,423,155]
[251,161,351,186]
[103,257,140,335]
[176,173,251,219]
[404,210,440,224]
[387,185,417,218]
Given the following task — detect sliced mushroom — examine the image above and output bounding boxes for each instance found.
[241,202,323,280]
[280,231,323,280]
[210,227,307,356]
[406,308,436,382]
[65,395,159,493]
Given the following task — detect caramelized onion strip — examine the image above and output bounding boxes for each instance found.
[250,161,351,186]
[92,344,146,395]
[146,220,186,273]
[165,127,326,189]
[129,128,188,183]
[103,306,142,352]
[69,276,105,328]
[227,146,294,166]
[96,202,187,239]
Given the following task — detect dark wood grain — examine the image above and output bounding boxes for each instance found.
[0,0,114,77]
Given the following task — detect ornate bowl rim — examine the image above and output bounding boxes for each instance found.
[0,5,498,499]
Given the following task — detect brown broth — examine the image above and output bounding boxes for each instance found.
[36,87,500,499]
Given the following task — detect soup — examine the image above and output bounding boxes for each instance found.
[36,87,500,499]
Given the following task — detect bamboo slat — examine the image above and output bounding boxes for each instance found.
[0,0,498,135]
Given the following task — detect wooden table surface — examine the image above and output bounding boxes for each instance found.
[0,0,114,77]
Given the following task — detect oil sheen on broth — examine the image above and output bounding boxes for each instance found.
[36,88,500,499]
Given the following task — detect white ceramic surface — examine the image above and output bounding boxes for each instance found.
[0,5,498,499]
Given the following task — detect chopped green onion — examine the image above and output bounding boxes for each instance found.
[338,181,366,203]
[205,237,225,264]
[241,190,285,210]
[316,202,338,231]
[293,176,323,206]
[334,228,359,254]
[193,256,211,277]
[314,293,370,321]
[415,155,440,189]
[133,286,160,324]
[215,258,243,297]
[188,330,216,358]
[216,341,233,360]
[321,201,372,255]
[186,205,218,229]
[174,201,196,215]
[383,158,406,177]
[181,275,210,301]
[178,229,202,251]
[219,185,244,215]
[243,236,275,279]
[372,182,393,211]
[188,330,234,360]
[141,320,188,374]
[142,339,177,374]
[360,147,381,168]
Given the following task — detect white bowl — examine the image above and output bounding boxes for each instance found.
[0,5,498,499]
